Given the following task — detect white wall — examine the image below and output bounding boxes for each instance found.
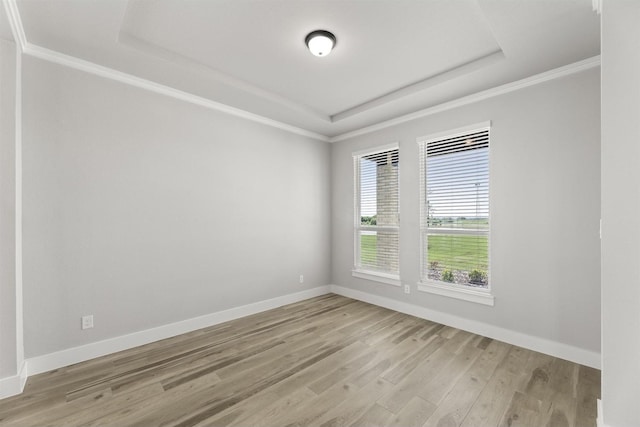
[331,69,601,363]
[0,39,18,380]
[601,2,640,426]
[22,56,331,358]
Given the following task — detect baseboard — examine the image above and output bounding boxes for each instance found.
[329,284,601,369]
[26,286,331,377]
[0,361,27,399]
[596,399,604,427]
[597,399,606,427]
[14,283,600,398]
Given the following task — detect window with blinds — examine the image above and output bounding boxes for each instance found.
[353,146,400,281]
[419,126,489,288]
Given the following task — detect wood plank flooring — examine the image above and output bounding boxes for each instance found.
[0,294,600,426]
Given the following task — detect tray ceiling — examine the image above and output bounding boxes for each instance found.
[11,0,600,139]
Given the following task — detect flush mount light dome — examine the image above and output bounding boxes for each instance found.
[305,30,336,57]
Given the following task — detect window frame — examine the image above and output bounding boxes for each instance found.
[352,143,401,287]
[416,122,494,306]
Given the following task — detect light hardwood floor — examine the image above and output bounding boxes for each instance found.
[0,294,600,426]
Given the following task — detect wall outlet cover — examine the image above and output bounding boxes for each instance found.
[81,315,94,330]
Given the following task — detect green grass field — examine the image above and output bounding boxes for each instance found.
[426,234,488,272]
[360,234,378,266]
[360,233,487,272]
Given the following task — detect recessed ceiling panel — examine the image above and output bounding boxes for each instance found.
[120,0,502,115]
[15,0,599,138]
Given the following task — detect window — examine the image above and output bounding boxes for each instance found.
[353,144,400,286]
[418,123,493,305]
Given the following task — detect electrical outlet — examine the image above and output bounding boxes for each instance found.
[299,275,304,284]
[404,285,411,294]
[81,315,94,330]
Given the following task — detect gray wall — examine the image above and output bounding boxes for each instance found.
[22,57,331,358]
[332,68,601,354]
[0,39,18,378]
[601,2,640,426]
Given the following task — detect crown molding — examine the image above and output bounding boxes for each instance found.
[22,42,601,144]
[331,48,505,123]
[23,44,331,142]
[117,30,330,123]
[5,0,600,145]
[329,55,601,142]
[2,0,26,51]
[5,0,330,141]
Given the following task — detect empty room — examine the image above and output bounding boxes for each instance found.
[0,0,638,426]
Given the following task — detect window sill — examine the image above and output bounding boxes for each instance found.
[417,280,494,306]
[352,269,401,287]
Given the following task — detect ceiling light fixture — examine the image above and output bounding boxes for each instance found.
[305,30,336,57]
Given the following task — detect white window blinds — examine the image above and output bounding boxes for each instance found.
[354,147,400,277]
[419,127,490,287]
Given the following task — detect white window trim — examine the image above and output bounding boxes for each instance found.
[416,121,492,145]
[352,269,401,287]
[417,122,494,306]
[353,142,400,287]
[417,280,495,306]
[352,142,399,158]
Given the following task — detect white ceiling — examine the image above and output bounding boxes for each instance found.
[10,0,599,139]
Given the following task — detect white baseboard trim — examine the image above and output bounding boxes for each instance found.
[329,284,601,369]
[0,361,27,399]
[26,286,331,377]
[597,399,610,427]
[10,284,599,399]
